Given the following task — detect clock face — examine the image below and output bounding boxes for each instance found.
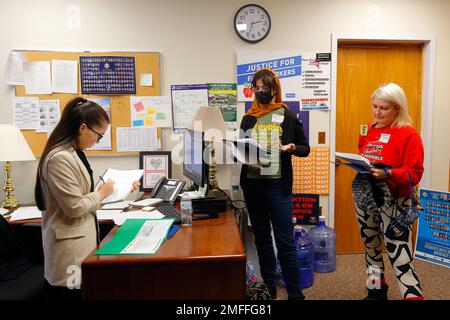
[234,4,271,43]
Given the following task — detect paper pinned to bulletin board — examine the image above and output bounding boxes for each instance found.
[12,50,161,156]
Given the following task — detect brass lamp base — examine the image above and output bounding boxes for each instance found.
[1,161,20,209]
[208,143,219,190]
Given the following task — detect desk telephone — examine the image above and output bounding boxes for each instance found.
[150,177,185,204]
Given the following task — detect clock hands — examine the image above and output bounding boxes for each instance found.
[248,20,262,34]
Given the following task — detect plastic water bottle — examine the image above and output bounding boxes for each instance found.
[294,225,314,288]
[180,193,192,226]
[309,216,336,273]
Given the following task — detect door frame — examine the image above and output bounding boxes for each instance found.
[329,33,436,228]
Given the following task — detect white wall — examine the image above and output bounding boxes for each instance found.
[1,0,449,221]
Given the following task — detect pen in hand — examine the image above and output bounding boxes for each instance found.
[99,176,105,184]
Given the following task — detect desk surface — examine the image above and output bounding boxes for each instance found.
[82,209,247,300]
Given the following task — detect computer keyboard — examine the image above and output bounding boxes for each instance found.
[156,203,181,224]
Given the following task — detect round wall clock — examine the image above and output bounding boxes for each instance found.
[234,4,271,43]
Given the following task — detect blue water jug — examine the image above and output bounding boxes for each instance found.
[294,225,314,288]
[309,216,336,273]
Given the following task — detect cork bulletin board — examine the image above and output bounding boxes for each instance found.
[14,50,161,156]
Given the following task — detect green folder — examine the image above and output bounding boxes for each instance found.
[95,218,174,255]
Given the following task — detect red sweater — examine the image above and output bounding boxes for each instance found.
[358,123,424,198]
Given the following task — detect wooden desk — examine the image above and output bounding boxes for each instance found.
[81,210,246,300]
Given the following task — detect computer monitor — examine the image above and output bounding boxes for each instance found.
[183,129,209,192]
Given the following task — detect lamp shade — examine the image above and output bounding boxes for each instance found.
[188,106,226,140]
[0,124,36,161]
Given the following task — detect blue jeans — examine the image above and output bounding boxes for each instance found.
[243,178,304,299]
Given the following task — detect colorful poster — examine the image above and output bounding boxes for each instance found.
[208,83,237,131]
[292,146,330,195]
[300,53,331,111]
[130,96,172,128]
[292,194,320,225]
[171,84,209,132]
[415,189,450,268]
[80,56,136,94]
[237,51,302,102]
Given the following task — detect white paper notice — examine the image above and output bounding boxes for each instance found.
[130,96,172,128]
[51,60,78,93]
[9,206,42,222]
[116,127,158,152]
[113,211,165,226]
[140,73,153,86]
[37,100,61,133]
[96,209,123,221]
[5,51,27,85]
[13,96,40,129]
[24,61,52,94]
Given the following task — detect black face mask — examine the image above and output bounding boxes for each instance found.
[255,90,273,104]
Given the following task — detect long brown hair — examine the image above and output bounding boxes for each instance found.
[35,97,109,210]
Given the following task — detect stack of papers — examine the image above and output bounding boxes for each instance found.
[335,152,372,173]
[96,169,144,204]
[223,138,267,166]
[112,210,165,226]
[9,206,42,221]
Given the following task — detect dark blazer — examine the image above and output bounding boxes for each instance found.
[239,108,310,195]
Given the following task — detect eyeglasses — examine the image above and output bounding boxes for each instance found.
[85,124,103,142]
[252,86,269,92]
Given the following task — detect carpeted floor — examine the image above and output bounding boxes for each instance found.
[274,253,450,300]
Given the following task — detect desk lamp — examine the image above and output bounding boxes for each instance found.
[0,124,36,208]
[189,107,226,190]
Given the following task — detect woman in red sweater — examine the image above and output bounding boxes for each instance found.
[352,83,424,300]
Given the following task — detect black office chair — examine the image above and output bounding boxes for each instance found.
[0,215,44,300]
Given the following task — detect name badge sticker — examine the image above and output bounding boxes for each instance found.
[272,114,284,124]
[379,133,390,143]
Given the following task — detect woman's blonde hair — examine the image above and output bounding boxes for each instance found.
[371,83,412,128]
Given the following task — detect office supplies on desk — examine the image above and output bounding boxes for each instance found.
[95,218,174,255]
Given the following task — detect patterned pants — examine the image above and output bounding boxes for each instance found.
[354,196,423,298]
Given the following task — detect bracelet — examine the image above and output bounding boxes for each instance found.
[383,168,392,178]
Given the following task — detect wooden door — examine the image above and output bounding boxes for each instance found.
[335,42,423,253]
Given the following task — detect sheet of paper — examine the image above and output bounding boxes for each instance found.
[224,138,266,166]
[9,206,42,222]
[51,60,78,93]
[101,200,131,210]
[120,219,173,254]
[13,96,40,129]
[113,210,165,226]
[0,208,10,215]
[96,209,123,221]
[140,73,153,86]
[116,127,158,152]
[5,51,27,85]
[24,61,52,94]
[37,99,61,133]
[130,96,172,128]
[87,98,112,151]
[171,84,209,132]
[96,169,144,204]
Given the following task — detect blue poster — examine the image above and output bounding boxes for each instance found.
[415,188,450,268]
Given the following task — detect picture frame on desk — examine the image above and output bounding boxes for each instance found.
[139,151,172,192]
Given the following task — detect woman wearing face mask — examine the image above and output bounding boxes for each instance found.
[239,69,310,300]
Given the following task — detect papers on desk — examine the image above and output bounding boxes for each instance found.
[113,210,165,226]
[96,210,123,221]
[9,206,42,221]
[0,208,11,215]
[96,169,144,204]
[95,218,174,255]
[101,200,131,210]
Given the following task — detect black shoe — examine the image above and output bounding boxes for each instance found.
[364,284,389,300]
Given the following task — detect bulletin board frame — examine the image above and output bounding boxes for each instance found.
[14,50,161,156]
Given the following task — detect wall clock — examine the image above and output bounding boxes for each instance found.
[234,4,271,43]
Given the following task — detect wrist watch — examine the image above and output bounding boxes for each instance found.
[383,168,392,178]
